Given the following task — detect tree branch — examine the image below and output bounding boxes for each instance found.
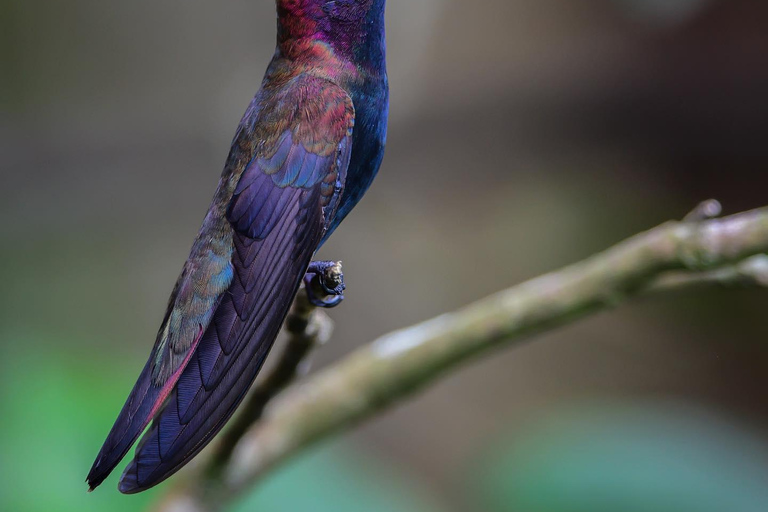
[154,205,768,512]
[645,254,768,293]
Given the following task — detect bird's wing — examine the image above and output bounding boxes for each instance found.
[87,206,235,490]
[113,76,354,493]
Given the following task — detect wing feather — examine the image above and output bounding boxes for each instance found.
[86,220,233,491]
[119,188,326,492]
[113,77,354,493]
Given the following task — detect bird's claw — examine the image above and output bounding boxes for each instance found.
[304,261,345,308]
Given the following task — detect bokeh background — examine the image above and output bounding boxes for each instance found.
[2,0,768,511]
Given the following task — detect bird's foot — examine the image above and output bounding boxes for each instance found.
[304,261,345,308]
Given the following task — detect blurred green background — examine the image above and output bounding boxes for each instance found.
[2,0,768,511]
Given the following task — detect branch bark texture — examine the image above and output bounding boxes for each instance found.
[156,205,768,512]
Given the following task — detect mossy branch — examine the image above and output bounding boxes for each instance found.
[154,203,768,512]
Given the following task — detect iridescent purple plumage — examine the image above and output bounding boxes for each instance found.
[87,0,388,493]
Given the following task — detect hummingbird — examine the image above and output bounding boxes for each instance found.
[87,0,388,493]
